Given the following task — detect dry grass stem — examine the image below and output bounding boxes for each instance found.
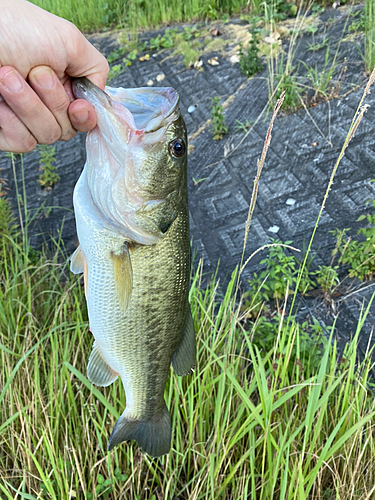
[243,90,285,253]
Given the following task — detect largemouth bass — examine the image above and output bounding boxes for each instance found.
[70,78,196,458]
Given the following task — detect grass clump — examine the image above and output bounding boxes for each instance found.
[37,145,60,191]
[365,0,375,73]
[210,97,228,140]
[332,198,375,281]
[32,0,260,32]
[238,32,263,77]
[1,206,375,498]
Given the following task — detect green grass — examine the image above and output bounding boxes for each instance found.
[0,195,375,499]
[2,73,375,498]
[365,0,375,73]
[31,0,261,32]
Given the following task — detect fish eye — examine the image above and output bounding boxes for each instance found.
[169,138,186,158]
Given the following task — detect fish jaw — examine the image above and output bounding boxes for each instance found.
[72,78,183,245]
[72,78,179,146]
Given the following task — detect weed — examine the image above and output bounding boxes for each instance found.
[250,314,327,371]
[192,177,207,186]
[149,29,177,50]
[332,198,375,280]
[210,97,228,140]
[238,33,263,77]
[234,119,253,132]
[195,0,220,20]
[86,468,128,499]
[37,145,59,191]
[349,9,365,33]
[312,264,340,294]
[108,64,122,80]
[307,36,330,52]
[274,69,302,111]
[244,239,315,316]
[176,38,201,68]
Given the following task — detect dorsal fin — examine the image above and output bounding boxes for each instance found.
[110,243,133,311]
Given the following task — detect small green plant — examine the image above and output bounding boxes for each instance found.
[238,33,263,78]
[176,38,201,67]
[262,0,297,23]
[234,119,253,132]
[100,2,118,26]
[332,198,375,281]
[250,314,327,372]
[86,469,128,499]
[210,97,228,140]
[149,29,176,50]
[37,145,59,191]
[108,63,122,80]
[349,9,365,33]
[312,264,340,295]
[246,239,315,308]
[195,0,220,20]
[192,176,207,186]
[307,36,330,52]
[274,70,302,111]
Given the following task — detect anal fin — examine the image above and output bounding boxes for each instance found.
[172,304,196,376]
[87,341,118,387]
[110,243,133,311]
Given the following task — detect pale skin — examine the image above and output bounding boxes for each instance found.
[0,0,109,153]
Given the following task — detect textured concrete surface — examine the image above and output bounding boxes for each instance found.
[1,5,374,350]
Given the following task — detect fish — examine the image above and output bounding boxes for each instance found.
[70,77,196,458]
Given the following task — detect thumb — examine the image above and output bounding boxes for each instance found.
[65,26,109,90]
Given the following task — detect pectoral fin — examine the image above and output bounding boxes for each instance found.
[70,245,88,298]
[70,246,84,274]
[110,243,133,311]
[87,341,119,387]
[172,304,196,376]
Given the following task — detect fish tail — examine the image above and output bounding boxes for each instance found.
[107,403,171,457]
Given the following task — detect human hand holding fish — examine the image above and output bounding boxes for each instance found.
[0,0,109,153]
[70,78,196,457]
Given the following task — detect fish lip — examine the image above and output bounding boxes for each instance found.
[72,78,179,133]
[72,77,113,108]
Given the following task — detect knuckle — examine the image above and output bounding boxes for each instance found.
[40,127,61,145]
[60,128,77,142]
[51,94,70,115]
[19,136,37,153]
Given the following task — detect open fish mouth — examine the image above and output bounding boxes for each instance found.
[72,77,179,134]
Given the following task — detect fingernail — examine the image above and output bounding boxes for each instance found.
[1,71,23,92]
[73,108,89,123]
[33,69,55,89]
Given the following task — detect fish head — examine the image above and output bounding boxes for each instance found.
[72,78,188,244]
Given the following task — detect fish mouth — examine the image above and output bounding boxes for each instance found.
[72,77,179,133]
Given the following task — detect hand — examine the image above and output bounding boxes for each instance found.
[0,0,109,153]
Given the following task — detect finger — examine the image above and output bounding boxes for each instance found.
[66,25,109,90]
[28,65,77,142]
[68,99,97,133]
[0,98,37,153]
[0,66,61,145]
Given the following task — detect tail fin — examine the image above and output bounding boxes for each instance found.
[107,404,171,458]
